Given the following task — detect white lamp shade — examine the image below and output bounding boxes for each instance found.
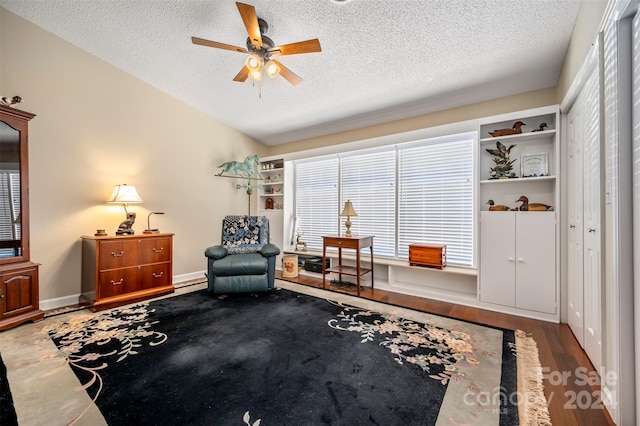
[107,184,143,204]
[340,200,358,217]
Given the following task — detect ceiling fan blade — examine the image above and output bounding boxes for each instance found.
[272,60,303,86]
[191,37,247,53]
[233,66,250,82]
[236,2,262,48]
[269,39,321,56]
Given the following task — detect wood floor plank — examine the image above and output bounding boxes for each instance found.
[276,271,615,425]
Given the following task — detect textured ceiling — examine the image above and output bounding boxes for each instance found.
[1,0,581,145]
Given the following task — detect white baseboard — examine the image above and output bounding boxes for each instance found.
[39,294,82,312]
[173,270,207,284]
[40,271,208,311]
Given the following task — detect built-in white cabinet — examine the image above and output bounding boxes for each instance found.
[479,211,556,314]
[477,106,559,319]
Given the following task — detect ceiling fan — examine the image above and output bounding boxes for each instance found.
[192,2,322,86]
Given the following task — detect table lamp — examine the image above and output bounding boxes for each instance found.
[340,200,358,237]
[107,184,143,235]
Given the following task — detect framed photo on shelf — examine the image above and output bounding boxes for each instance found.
[521,152,549,177]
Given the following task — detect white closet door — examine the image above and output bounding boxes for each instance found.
[567,92,585,345]
[582,65,603,371]
[566,55,603,369]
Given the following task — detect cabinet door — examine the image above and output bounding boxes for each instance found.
[479,211,516,307]
[0,266,39,319]
[515,212,556,313]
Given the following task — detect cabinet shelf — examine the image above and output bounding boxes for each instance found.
[480,175,556,184]
[479,129,556,144]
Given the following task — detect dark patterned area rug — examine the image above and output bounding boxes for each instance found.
[5,285,551,425]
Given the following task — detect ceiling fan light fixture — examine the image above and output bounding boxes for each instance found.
[250,68,262,81]
[265,60,281,78]
[245,54,261,71]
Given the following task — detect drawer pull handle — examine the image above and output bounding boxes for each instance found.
[111,251,125,257]
[153,247,164,253]
[153,272,164,278]
[111,279,124,286]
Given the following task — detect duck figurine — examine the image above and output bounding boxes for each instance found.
[486,200,510,211]
[489,121,525,137]
[515,195,553,211]
[531,122,548,132]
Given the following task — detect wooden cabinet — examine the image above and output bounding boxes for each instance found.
[0,105,44,330]
[0,262,43,330]
[479,211,556,314]
[81,233,174,311]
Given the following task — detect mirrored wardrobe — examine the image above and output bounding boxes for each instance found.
[0,104,43,330]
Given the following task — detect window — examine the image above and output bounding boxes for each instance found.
[397,135,474,266]
[294,157,339,251]
[341,149,396,257]
[294,132,476,267]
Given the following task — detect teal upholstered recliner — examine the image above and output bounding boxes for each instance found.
[204,215,280,295]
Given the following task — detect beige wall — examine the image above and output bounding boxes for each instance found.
[556,0,609,101]
[267,88,557,156]
[1,9,267,301]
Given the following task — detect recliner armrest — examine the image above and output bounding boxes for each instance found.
[260,243,281,258]
[205,245,228,260]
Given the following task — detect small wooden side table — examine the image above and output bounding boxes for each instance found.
[322,235,374,296]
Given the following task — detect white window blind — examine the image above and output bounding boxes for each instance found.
[294,157,339,251]
[293,132,475,266]
[397,134,474,266]
[341,149,396,257]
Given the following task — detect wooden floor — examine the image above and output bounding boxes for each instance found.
[276,271,615,425]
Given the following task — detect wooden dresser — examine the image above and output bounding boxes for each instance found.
[81,233,174,311]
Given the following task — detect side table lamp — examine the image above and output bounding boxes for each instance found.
[340,200,358,237]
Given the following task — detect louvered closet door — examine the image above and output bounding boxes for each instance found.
[567,88,585,346]
[565,45,603,371]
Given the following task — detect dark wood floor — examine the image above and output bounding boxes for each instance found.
[276,271,615,426]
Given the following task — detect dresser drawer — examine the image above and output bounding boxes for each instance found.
[98,263,171,299]
[323,236,359,249]
[98,236,171,270]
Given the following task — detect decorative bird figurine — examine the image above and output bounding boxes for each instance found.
[485,141,516,157]
[515,195,553,211]
[489,121,526,137]
[0,95,21,107]
[486,200,510,211]
[532,122,548,132]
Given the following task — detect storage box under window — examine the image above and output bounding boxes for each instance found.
[408,244,446,269]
